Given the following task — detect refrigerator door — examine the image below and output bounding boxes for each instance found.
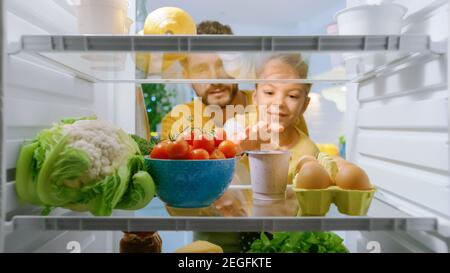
[345,0,449,252]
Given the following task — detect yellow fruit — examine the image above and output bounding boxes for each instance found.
[335,164,372,190]
[326,144,340,156]
[134,32,175,74]
[143,7,197,73]
[144,7,196,35]
[294,162,332,189]
[174,240,223,253]
[317,143,339,156]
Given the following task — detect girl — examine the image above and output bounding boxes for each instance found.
[225,53,320,183]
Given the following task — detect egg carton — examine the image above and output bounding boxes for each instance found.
[294,186,376,216]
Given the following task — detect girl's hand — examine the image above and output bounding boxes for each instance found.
[229,121,285,152]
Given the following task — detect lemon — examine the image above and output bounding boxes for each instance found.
[317,143,339,156]
[135,30,171,74]
[143,7,196,36]
[134,7,196,74]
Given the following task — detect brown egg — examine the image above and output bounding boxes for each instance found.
[295,162,332,189]
[335,164,372,190]
[331,156,350,169]
[294,155,317,174]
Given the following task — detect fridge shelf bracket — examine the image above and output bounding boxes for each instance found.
[354,39,447,84]
[352,51,444,85]
[430,39,448,55]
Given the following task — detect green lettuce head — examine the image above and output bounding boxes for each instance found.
[15,117,155,216]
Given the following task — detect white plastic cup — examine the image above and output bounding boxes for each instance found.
[247,150,291,200]
[252,199,288,216]
[336,4,407,35]
[69,0,130,34]
[336,4,407,68]
[86,16,132,70]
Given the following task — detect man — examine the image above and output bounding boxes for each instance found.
[161,20,309,141]
[161,21,251,140]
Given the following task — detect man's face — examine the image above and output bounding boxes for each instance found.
[185,53,238,107]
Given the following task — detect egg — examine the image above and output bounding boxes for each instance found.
[331,156,351,169]
[295,162,332,189]
[294,155,317,174]
[335,164,372,190]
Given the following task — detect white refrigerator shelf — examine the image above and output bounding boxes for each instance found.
[7,34,445,84]
[13,35,431,52]
[10,215,437,232]
[8,194,439,232]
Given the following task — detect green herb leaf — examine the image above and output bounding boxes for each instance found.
[248,232,348,253]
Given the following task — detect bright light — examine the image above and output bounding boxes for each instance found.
[309,93,321,104]
[320,86,346,112]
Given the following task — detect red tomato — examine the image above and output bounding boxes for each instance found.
[150,142,170,159]
[218,140,237,158]
[183,145,193,159]
[213,128,227,147]
[167,139,190,159]
[210,149,226,160]
[178,131,195,146]
[191,149,210,160]
[193,134,215,154]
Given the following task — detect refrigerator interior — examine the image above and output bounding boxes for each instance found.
[0,0,449,253]
[1,0,137,252]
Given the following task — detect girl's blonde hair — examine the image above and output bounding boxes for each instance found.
[257,53,311,93]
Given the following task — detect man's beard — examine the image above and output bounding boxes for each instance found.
[202,84,239,107]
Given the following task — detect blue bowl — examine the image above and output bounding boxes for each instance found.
[145,157,236,208]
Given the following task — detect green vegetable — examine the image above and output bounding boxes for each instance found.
[115,157,156,210]
[248,232,348,253]
[15,117,156,216]
[130,134,153,155]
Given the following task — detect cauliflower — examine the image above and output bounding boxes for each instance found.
[64,120,138,184]
[15,117,155,216]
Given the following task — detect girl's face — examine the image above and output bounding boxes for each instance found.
[254,59,310,128]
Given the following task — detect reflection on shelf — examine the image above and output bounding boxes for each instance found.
[8,185,438,232]
[8,34,442,84]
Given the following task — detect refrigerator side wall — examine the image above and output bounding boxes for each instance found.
[0,0,5,252]
[0,0,117,252]
[346,0,449,252]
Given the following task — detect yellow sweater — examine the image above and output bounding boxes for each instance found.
[161,90,310,140]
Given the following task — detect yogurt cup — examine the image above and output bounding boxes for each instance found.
[252,198,288,216]
[247,150,291,200]
[69,0,131,34]
[335,4,407,35]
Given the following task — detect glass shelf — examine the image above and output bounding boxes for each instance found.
[9,186,438,232]
[5,34,444,233]
[7,34,438,84]
[15,35,430,53]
